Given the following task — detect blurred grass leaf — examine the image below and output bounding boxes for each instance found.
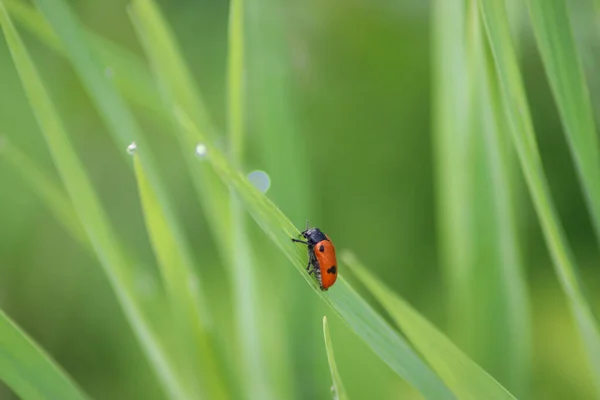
[3,0,165,117]
[431,0,474,338]
[0,2,186,398]
[132,155,228,400]
[1,139,86,246]
[480,0,600,390]
[342,252,516,400]
[0,309,88,400]
[173,109,455,399]
[30,0,226,396]
[323,317,349,400]
[127,0,230,254]
[526,0,600,243]
[225,0,274,397]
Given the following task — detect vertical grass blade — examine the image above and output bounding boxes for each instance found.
[526,0,600,243]
[0,309,89,400]
[226,0,274,398]
[0,3,185,398]
[343,253,516,400]
[477,29,531,398]
[432,3,530,393]
[173,109,455,399]
[132,155,228,400]
[322,317,349,400]
[431,0,475,341]
[244,2,318,394]
[480,0,600,391]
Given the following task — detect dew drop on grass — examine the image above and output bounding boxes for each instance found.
[248,170,271,193]
[195,143,208,158]
[127,142,137,155]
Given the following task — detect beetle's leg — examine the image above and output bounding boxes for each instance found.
[291,238,309,245]
[306,258,312,271]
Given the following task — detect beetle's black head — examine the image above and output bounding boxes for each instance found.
[302,227,328,246]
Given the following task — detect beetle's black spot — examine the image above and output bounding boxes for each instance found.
[319,244,325,252]
[327,266,337,274]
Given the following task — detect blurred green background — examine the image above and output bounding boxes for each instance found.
[1,0,600,399]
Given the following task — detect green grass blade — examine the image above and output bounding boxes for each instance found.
[173,109,455,399]
[4,0,165,117]
[132,155,228,400]
[0,309,88,400]
[342,252,516,400]
[29,1,223,396]
[1,139,86,246]
[431,0,474,340]
[480,0,600,390]
[526,0,600,243]
[0,4,186,398]
[322,317,349,400]
[432,5,530,394]
[244,2,317,395]
[127,0,230,254]
[477,25,531,397]
[226,0,273,398]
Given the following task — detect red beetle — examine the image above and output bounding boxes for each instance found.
[292,223,338,290]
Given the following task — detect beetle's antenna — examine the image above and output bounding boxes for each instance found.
[305,220,309,231]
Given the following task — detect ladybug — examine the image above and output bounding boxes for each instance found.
[292,223,338,291]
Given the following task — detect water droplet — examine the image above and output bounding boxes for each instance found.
[104,67,113,78]
[127,142,137,155]
[248,170,271,193]
[195,143,208,158]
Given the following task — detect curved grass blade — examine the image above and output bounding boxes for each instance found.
[0,4,186,398]
[322,317,349,400]
[173,109,455,399]
[0,309,89,400]
[526,0,600,244]
[342,252,516,400]
[479,0,600,391]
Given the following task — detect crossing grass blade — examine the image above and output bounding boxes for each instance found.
[0,309,89,400]
[342,252,516,400]
[323,317,349,400]
[526,0,600,244]
[0,2,186,398]
[479,0,600,392]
